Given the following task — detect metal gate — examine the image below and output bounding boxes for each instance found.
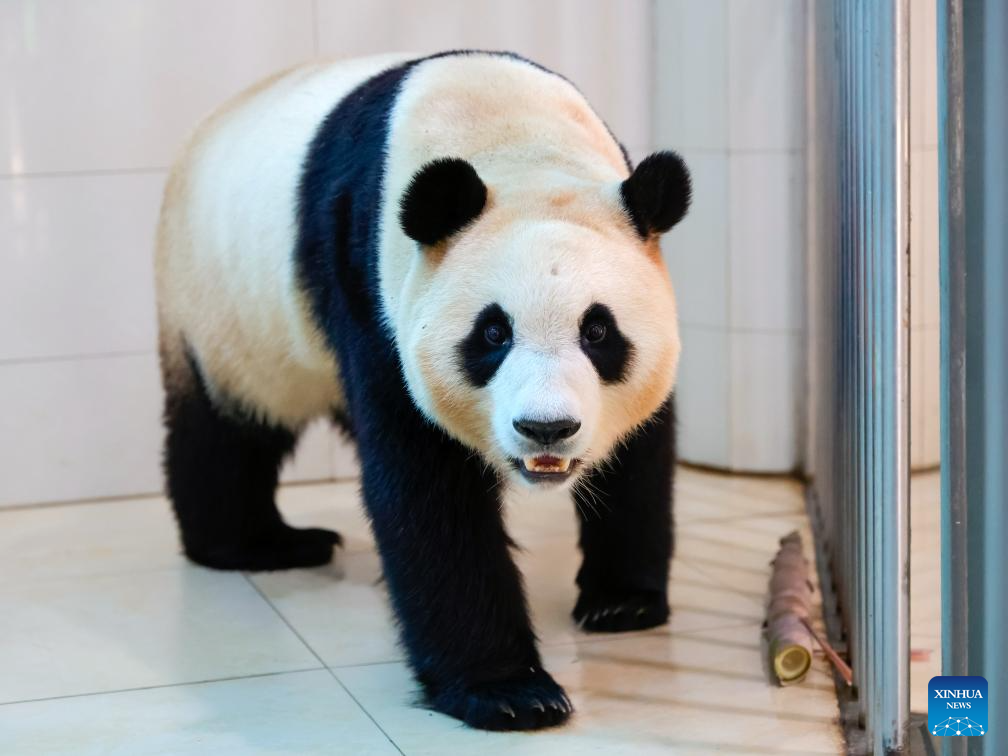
[809,0,1008,753]
[806,1,910,752]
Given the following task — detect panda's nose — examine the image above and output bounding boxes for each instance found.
[512,417,581,446]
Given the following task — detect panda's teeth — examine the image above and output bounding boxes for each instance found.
[522,455,571,474]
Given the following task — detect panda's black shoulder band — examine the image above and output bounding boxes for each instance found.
[399,157,487,246]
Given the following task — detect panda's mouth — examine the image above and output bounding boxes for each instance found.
[514,455,580,484]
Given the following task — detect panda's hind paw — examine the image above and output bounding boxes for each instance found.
[573,588,669,633]
[428,667,572,731]
[184,525,341,571]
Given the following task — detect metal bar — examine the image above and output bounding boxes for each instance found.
[889,0,911,745]
[940,1,1008,754]
[980,1,1008,752]
[937,0,968,692]
[807,1,911,751]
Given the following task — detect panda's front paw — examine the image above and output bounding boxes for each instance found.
[573,588,669,633]
[427,667,573,731]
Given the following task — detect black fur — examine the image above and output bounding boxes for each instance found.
[620,151,692,238]
[458,303,513,387]
[163,353,341,570]
[400,158,488,246]
[573,396,676,631]
[293,53,572,731]
[579,303,634,383]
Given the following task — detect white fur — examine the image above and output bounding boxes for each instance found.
[156,54,409,426]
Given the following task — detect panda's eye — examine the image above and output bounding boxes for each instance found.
[583,322,607,344]
[483,322,510,347]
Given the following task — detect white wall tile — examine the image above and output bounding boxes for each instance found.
[922,325,940,466]
[729,331,800,471]
[0,354,164,506]
[729,152,804,331]
[664,151,729,328]
[0,351,340,506]
[910,149,926,328]
[0,1,659,501]
[0,0,314,175]
[653,0,728,151]
[281,418,334,483]
[315,0,652,149]
[0,172,164,361]
[727,0,806,152]
[910,325,928,469]
[910,0,939,149]
[910,148,940,329]
[332,435,360,479]
[676,325,730,467]
[919,148,940,328]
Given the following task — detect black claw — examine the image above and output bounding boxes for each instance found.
[573,589,669,633]
[426,667,572,731]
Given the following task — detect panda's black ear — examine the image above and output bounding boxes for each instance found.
[399,158,488,246]
[619,151,692,238]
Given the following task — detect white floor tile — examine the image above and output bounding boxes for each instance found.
[0,468,842,751]
[0,670,398,756]
[249,550,402,668]
[336,631,842,755]
[910,470,941,714]
[0,568,319,703]
[0,481,368,585]
[0,494,183,586]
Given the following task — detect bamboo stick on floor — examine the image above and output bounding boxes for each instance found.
[764,531,815,685]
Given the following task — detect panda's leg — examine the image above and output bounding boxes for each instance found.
[353,400,571,731]
[161,354,341,571]
[572,396,675,632]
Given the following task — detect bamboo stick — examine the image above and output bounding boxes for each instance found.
[765,531,815,685]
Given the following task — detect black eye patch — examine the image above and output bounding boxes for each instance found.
[580,303,633,383]
[458,303,513,387]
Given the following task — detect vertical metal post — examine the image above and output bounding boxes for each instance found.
[808,1,910,751]
[938,0,968,705]
[940,1,1008,754]
[979,2,1008,752]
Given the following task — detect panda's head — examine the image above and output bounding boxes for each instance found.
[397,152,690,490]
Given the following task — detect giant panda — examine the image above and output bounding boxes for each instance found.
[156,50,690,731]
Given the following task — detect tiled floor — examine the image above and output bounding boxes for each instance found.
[0,468,843,755]
[910,470,942,714]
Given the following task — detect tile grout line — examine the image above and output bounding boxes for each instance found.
[242,573,405,755]
[0,166,169,180]
[0,667,323,708]
[0,348,155,368]
[0,475,358,511]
